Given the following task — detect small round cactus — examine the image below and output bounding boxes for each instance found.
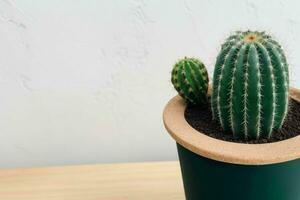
[171,57,209,105]
[211,31,289,139]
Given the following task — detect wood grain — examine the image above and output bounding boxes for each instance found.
[0,161,184,200]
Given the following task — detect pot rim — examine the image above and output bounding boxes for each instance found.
[163,87,300,165]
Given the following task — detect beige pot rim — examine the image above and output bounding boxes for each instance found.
[163,87,300,165]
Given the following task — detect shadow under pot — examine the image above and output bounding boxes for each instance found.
[163,88,300,200]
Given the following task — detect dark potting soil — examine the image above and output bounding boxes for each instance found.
[185,98,300,144]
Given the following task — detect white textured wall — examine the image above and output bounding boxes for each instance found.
[0,0,300,167]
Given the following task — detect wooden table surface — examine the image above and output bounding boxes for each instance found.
[0,161,184,200]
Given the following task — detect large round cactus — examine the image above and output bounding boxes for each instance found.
[171,57,209,105]
[211,31,289,139]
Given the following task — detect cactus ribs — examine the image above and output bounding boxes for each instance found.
[185,98,300,144]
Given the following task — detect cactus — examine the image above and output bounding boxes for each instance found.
[211,31,289,139]
[171,57,209,105]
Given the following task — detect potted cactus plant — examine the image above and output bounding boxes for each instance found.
[163,31,300,200]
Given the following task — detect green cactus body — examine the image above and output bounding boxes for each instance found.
[171,58,209,105]
[211,31,289,139]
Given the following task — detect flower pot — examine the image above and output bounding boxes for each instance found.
[163,87,300,200]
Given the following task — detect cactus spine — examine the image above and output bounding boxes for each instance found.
[171,57,209,105]
[211,31,289,139]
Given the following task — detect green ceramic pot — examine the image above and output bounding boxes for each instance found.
[163,88,300,200]
[177,143,300,200]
